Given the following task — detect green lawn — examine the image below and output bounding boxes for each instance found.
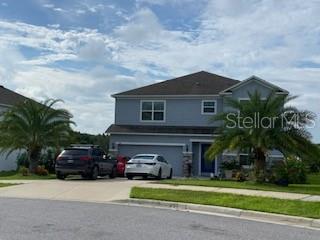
[308,173,320,184]
[160,174,320,195]
[0,183,17,188]
[131,187,320,219]
[0,171,56,180]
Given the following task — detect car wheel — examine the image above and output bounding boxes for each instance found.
[127,175,133,180]
[167,169,173,179]
[109,167,117,179]
[56,172,65,180]
[157,168,162,180]
[142,175,148,180]
[90,166,99,180]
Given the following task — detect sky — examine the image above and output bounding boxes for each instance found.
[0,0,319,142]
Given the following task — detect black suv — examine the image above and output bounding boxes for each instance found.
[55,145,117,180]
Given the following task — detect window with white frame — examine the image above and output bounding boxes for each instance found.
[201,100,216,114]
[141,100,165,121]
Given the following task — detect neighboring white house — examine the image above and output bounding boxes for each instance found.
[0,85,29,171]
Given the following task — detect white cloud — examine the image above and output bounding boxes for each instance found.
[0,1,319,140]
[114,8,164,44]
[47,23,60,28]
[11,66,139,134]
[0,20,114,65]
[43,3,54,8]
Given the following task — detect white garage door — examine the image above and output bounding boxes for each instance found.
[118,144,183,176]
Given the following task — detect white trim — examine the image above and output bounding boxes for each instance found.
[112,94,221,99]
[190,139,213,143]
[109,131,218,137]
[0,103,11,108]
[201,100,217,115]
[198,144,201,176]
[219,76,289,95]
[140,100,166,123]
[268,154,284,158]
[118,141,185,147]
[238,97,267,101]
[215,155,218,175]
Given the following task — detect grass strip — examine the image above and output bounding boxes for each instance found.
[131,187,320,219]
[0,183,17,188]
[160,178,320,196]
[0,171,55,180]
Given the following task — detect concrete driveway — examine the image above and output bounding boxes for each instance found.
[0,178,149,203]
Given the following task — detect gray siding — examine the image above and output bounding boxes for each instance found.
[223,80,276,112]
[110,134,212,151]
[110,78,287,177]
[115,97,222,127]
[231,80,274,99]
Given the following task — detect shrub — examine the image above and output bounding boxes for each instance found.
[16,152,29,170]
[220,160,239,170]
[235,171,246,182]
[19,166,29,176]
[34,166,49,176]
[274,157,307,184]
[39,149,56,173]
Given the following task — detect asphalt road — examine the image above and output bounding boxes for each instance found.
[0,198,318,240]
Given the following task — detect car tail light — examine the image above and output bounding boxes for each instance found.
[80,156,92,161]
[56,156,63,161]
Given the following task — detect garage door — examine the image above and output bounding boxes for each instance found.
[118,145,183,176]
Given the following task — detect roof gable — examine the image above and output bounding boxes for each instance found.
[113,71,240,97]
[220,76,288,95]
[0,86,30,106]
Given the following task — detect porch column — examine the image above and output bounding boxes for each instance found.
[182,149,193,177]
[108,142,119,157]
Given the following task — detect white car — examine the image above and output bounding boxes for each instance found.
[125,154,173,180]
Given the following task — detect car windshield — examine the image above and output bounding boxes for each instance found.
[61,149,88,156]
[132,155,155,160]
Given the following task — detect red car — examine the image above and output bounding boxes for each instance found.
[116,155,129,176]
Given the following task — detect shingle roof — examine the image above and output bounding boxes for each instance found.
[106,124,218,135]
[0,85,30,106]
[113,71,240,97]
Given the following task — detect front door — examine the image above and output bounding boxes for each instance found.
[200,144,215,174]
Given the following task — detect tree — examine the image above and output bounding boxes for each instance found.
[0,99,74,172]
[205,91,319,181]
[70,131,109,153]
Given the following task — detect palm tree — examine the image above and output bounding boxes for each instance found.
[0,99,75,172]
[205,91,319,181]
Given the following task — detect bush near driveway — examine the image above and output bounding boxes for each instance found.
[273,156,307,184]
[131,187,320,219]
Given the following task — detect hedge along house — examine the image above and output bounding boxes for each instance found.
[0,85,32,170]
[106,71,288,177]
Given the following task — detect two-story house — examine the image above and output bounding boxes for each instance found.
[0,85,31,170]
[106,71,288,177]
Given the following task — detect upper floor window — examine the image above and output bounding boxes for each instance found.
[141,100,165,121]
[201,100,217,115]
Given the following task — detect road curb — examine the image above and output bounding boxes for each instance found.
[116,198,320,230]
